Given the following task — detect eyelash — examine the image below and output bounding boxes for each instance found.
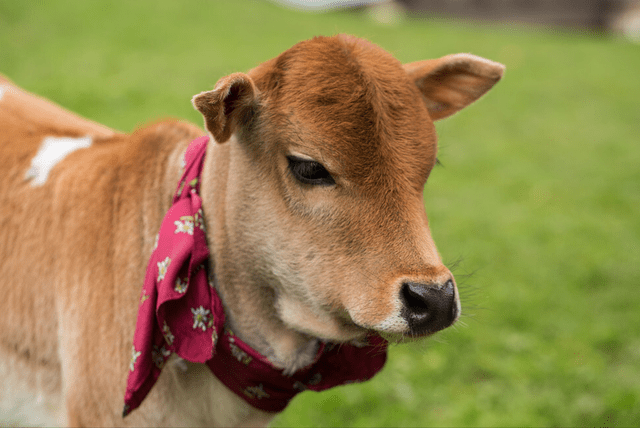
[287,156,335,186]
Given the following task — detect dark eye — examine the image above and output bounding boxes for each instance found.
[287,155,335,186]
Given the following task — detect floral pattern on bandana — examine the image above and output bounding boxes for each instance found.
[129,346,141,372]
[174,216,195,235]
[156,257,171,282]
[162,321,174,346]
[139,289,150,306]
[174,277,188,294]
[152,344,172,369]
[244,384,270,400]
[194,208,206,232]
[191,306,212,331]
[123,136,225,417]
[205,329,388,413]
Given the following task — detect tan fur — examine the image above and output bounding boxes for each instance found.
[0,35,503,426]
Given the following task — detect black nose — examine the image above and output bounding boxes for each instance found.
[401,280,458,335]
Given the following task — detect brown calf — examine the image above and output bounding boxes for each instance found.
[0,35,504,426]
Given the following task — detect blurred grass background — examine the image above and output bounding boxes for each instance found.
[1,0,639,426]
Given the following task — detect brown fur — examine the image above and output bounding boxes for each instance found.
[0,35,503,426]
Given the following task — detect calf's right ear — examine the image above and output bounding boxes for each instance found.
[192,73,259,143]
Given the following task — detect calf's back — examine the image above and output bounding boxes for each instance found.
[0,76,203,425]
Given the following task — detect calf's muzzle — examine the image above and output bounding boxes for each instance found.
[401,279,458,336]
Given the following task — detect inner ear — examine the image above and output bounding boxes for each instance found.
[192,72,259,143]
[405,54,505,121]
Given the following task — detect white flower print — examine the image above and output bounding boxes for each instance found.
[129,346,141,372]
[243,384,270,399]
[174,216,194,235]
[157,257,171,282]
[191,306,211,331]
[188,178,199,191]
[174,277,188,293]
[176,180,186,197]
[194,209,205,232]
[153,233,159,251]
[211,328,219,351]
[230,342,252,365]
[162,320,174,345]
[152,344,172,369]
[139,289,150,305]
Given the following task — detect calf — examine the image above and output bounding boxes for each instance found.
[0,35,504,427]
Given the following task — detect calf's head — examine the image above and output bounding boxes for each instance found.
[193,35,503,343]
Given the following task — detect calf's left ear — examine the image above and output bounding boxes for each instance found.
[192,73,259,143]
[405,54,505,121]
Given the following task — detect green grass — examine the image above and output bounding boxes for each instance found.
[2,1,639,426]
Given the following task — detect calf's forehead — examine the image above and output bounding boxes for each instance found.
[260,36,438,185]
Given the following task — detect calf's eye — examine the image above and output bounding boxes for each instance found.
[287,155,335,186]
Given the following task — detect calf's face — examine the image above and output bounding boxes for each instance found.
[193,36,504,343]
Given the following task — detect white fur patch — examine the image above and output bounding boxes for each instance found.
[0,84,8,101]
[25,136,92,186]
[373,313,409,333]
[0,354,64,427]
[366,293,409,334]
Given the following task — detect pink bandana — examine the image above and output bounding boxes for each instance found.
[123,136,387,417]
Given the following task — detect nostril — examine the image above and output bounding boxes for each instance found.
[401,282,431,314]
[400,279,457,335]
